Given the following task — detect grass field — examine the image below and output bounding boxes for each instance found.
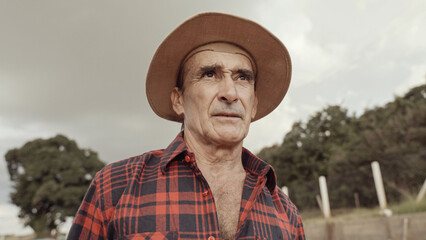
[301,196,426,223]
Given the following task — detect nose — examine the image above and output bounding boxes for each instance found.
[218,75,238,103]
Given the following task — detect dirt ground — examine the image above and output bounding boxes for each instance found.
[304,211,426,240]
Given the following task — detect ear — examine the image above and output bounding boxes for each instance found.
[251,94,258,120]
[171,87,185,116]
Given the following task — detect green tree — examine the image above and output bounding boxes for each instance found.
[259,105,355,209]
[5,134,105,237]
[259,83,426,210]
[329,83,426,207]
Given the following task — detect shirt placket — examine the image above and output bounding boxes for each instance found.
[184,154,220,240]
[235,173,267,239]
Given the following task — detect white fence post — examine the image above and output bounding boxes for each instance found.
[371,161,387,210]
[416,178,426,202]
[316,194,324,213]
[319,176,331,218]
[281,186,289,196]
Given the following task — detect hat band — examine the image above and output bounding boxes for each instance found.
[181,42,257,76]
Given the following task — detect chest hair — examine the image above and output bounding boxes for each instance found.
[209,174,245,240]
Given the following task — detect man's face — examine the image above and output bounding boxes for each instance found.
[172,50,258,146]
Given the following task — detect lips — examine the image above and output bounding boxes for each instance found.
[212,112,241,118]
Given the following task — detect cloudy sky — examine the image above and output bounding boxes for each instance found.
[1,0,425,235]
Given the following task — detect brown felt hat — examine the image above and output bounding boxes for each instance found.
[146,12,291,122]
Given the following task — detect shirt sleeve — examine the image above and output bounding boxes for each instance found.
[67,176,107,240]
[294,209,306,240]
[276,187,306,240]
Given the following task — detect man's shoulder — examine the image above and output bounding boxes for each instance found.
[95,148,166,181]
[93,132,186,183]
[90,149,167,207]
[276,186,298,211]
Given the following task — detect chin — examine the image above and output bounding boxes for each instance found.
[213,129,247,144]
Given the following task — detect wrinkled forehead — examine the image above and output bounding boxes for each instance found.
[182,42,257,74]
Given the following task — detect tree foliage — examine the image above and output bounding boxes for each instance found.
[258,83,426,210]
[5,134,105,237]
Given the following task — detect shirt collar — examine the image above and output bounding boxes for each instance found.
[159,131,188,173]
[160,131,277,192]
[242,147,277,193]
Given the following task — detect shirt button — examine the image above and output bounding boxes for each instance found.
[208,236,215,240]
[185,156,190,162]
[202,190,209,197]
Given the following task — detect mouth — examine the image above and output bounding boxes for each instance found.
[212,112,242,118]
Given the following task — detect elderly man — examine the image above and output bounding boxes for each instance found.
[68,13,305,240]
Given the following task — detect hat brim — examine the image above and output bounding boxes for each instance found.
[146,12,291,122]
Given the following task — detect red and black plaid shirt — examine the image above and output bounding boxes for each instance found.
[68,132,305,239]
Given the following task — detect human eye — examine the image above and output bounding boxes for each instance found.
[199,65,219,79]
[202,71,215,78]
[238,74,248,81]
[236,69,254,82]
[237,73,254,82]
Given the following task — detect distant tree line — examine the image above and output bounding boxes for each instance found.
[258,83,426,210]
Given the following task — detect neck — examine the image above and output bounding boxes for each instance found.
[183,130,245,178]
